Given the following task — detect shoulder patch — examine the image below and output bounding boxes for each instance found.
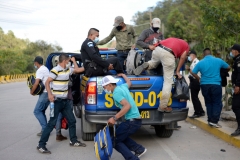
[87,42,93,47]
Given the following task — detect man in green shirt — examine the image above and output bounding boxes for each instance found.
[97,16,137,70]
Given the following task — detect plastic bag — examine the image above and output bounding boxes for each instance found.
[173,77,190,100]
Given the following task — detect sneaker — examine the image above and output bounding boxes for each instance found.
[133,62,149,75]
[37,146,51,154]
[37,131,43,136]
[135,148,147,158]
[209,122,222,128]
[56,135,67,141]
[69,140,86,147]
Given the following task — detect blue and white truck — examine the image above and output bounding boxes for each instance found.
[46,49,188,141]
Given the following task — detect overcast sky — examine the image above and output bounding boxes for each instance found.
[0,0,160,51]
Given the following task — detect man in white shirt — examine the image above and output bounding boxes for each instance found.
[186,51,205,118]
[31,56,67,141]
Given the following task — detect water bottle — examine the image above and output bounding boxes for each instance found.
[50,102,54,117]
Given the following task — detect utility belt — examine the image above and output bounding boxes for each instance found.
[85,60,107,73]
[159,45,175,57]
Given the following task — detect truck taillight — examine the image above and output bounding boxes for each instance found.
[85,82,97,104]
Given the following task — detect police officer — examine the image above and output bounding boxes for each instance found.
[230,44,240,136]
[186,51,205,118]
[80,28,124,77]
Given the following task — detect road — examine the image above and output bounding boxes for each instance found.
[0,82,240,160]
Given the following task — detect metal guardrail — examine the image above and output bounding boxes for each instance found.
[0,73,35,84]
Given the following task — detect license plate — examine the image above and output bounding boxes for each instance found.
[140,111,150,119]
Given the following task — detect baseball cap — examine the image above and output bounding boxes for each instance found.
[113,16,124,26]
[34,56,43,64]
[102,75,119,87]
[230,44,240,52]
[189,50,197,55]
[152,18,161,28]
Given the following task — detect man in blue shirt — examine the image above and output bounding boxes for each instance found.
[102,74,147,160]
[192,48,230,128]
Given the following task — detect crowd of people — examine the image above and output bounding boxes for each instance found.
[30,15,240,160]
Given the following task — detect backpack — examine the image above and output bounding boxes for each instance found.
[126,50,144,75]
[94,125,116,160]
[27,75,45,95]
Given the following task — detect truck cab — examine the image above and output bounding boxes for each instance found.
[46,49,189,141]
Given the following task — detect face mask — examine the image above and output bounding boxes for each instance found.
[104,89,112,94]
[230,52,234,58]
[152,27,159,32]
[188,56,192,62]
[34,65,37,69]
[116,26,123,31]
[93,37,99,43]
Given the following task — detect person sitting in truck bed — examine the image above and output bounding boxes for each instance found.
[80,28,124,77]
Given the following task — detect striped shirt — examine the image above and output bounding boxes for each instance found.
[49,65,74,99]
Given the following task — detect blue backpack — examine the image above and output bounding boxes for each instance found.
[94,125,115,160]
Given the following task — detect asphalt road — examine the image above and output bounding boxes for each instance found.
[0,82,240,160]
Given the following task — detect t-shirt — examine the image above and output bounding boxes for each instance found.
[49,65,74,99]
[36,65,49,92]
[113,83,140,120]
[192,55,229,85]
[190,58,201,78]
[160,38,189,58]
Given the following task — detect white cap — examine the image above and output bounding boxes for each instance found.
[152,18,161,28]
[102,75,119,87]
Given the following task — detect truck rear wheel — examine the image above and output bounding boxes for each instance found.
[154,125,173,138]
[81,119,95,141]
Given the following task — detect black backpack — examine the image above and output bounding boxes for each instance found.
[27,75,45,95]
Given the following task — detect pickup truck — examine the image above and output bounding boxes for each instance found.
[46,49,189,141]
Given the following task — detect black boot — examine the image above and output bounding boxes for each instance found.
[231,128,240,136]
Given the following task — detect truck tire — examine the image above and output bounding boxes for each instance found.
[73,104,81,118]
[154,125,173,138]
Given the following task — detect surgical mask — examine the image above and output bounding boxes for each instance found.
[230,52,234,58]
[188,56,192,62]
[116,26,123,31]
[152,27,159,32]
[104,89,112,94]
[34,65,37,69]
[93,37,99,43]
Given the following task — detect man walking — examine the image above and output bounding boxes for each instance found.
[192,48,230,128]
[136,17,164,75]
[134,38,189,112]
[97,16,137,70]
[81,28,124,77]
[186,51,205,118]
[102,74,147,160]
[31,56,67,141]
[230,44,240,136]
[37,54,86,154]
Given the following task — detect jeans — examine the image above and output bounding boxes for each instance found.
[55,100,73,135]
[114,119,145,160]
[33,92,50,131]
[201,84,222,123]
[117,50,129,70]
[39,99,77,147]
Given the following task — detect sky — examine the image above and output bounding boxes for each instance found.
[0,0,160,52]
